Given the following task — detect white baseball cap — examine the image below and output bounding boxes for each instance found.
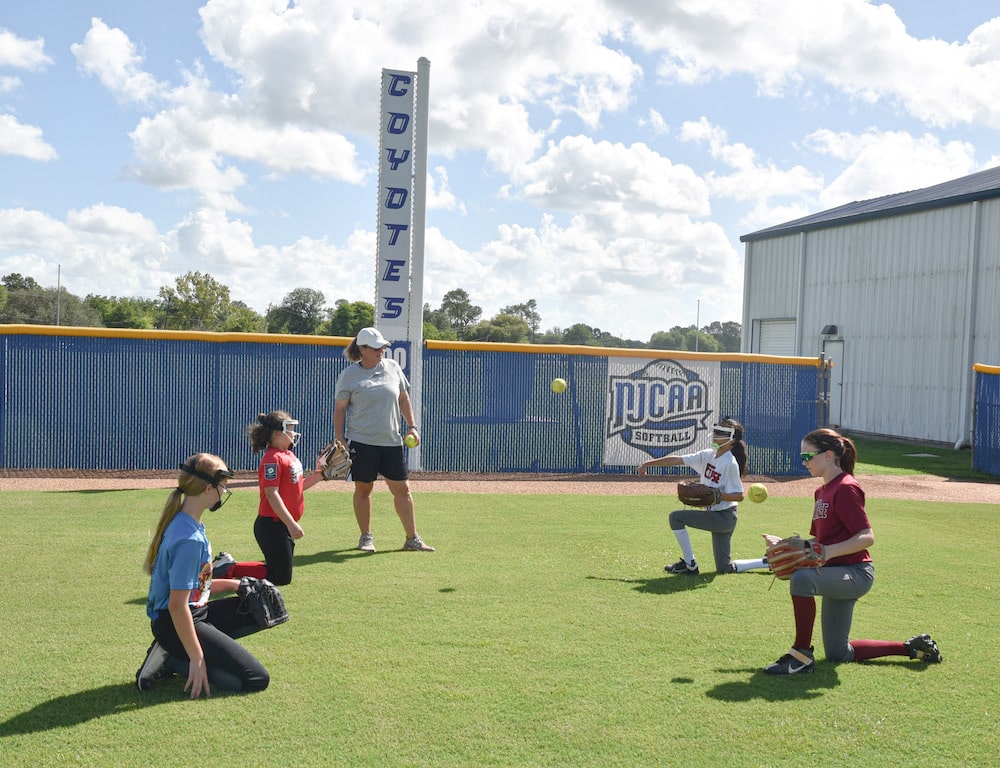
[356,327,391,349]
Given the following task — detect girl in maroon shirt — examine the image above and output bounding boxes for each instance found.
[764,428,943,674]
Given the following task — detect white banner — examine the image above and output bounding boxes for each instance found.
[604,358,722,466]
[375,69,416,340]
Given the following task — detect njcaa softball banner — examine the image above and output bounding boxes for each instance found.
[375,68,417,341]
[604,358,722,466]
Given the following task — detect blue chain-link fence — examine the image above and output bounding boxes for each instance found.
[973,365,1000,476]
[2,327,835,476]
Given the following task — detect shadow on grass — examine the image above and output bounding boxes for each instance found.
[293,547,394,567]
[586,574,718,594]
[0,682,167,736]
[706,666,840,702]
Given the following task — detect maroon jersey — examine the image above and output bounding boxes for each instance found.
[810,472,872,566]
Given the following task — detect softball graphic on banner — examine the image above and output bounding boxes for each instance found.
[603,358,722,467]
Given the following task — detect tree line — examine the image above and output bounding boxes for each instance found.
[0,272,741,352]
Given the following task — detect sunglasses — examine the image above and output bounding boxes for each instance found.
[800,451,819,462]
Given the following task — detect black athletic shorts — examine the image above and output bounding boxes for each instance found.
[348,441,408,483]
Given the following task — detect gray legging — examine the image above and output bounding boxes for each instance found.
[789,563,875,662]
[668,506,738,572]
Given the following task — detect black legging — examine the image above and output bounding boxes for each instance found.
[254,515,296,586]
[151,600,269,692]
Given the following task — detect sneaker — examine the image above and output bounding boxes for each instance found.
[358,533,376,553]
[404,534,435,552]
[765,646,815,675]
[212,551,235,579]
[136,640,172,691]
[904,634,942,663]
[665,558,699,575]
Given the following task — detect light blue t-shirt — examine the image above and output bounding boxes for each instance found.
[146,512,212,619]
[335,358,410,446]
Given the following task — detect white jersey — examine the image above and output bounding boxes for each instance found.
[679,447,742,511]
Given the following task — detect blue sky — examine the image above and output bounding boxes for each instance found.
[2,1,1000,341]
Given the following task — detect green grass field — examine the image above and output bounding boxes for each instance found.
[0,484,996,767]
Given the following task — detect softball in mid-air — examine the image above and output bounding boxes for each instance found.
[404,433,419,448]
[748,482,768,503]
[550,377,568,393]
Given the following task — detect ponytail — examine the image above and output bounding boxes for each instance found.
[718,417,749,477]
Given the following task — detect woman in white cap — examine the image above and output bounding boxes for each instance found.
[333,327,434,552]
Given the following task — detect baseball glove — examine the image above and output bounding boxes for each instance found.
[237,576,289,629]
[318,439,352,480]
[764,534,827,580]
[677,481,722,508]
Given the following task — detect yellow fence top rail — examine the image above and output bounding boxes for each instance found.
[425,338,824,366]
[0,324,351,346]
[974,363,1000,375]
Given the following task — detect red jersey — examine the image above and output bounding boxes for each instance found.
[258,446,306,521]
[810,472,872,566]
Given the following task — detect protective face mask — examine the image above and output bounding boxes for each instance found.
[208,486,231,511]
[282,419,301,447]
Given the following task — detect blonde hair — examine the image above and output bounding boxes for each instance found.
[142,453,229,574]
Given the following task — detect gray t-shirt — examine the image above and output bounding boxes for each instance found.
[335,358,409,446]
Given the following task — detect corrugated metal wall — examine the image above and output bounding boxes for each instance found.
[744,201,1000,445]
[1,329,823,476]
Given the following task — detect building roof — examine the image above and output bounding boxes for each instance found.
[740,164,1000,242]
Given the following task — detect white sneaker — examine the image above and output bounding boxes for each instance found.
[404,534,435,552]
[358,533,375,552]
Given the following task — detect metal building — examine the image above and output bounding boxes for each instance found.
[739,165,1000,446]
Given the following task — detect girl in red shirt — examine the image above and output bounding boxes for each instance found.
[213,411,326,585]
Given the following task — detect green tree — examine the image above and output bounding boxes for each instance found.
[499,300,541,341]
[648,325,720,352]
[439,289,481,338]
[222,301,266,332]
[702,321,741,352]
[324,299,374,337]
[85,295,162,329]
[562,323,599,345]
[0,273,102,326]
[464,313,531,343]
[2,273,42,293]
[158,271,231,331]
[422,319,456,340]
[423,303,453,337]
[266,287,327,334]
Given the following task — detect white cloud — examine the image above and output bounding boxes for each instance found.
[803,129,979,207]
[0,113,58,160]
[0,29,52,70]
[0,75,21,94]
[71,18,166,103]
[5,1,1000,341]
[624,0,1000,128]
[512,134,710,216]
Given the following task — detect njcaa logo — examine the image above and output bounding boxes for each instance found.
[608,360,712,458]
